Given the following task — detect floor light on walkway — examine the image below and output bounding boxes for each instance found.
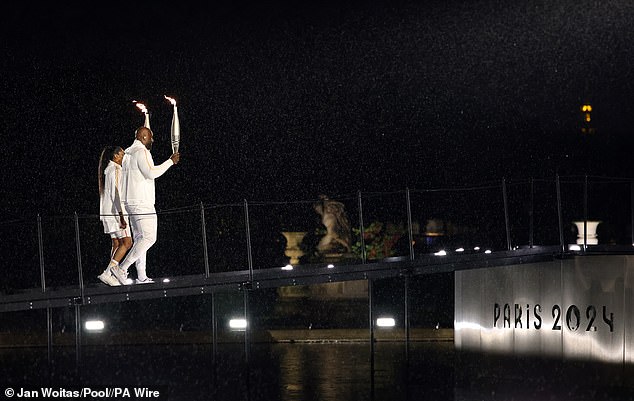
[85,320,105,332]
[229,318,248,331]
[376,317,396,328]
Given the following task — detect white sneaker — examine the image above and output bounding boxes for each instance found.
[98,269,121,287]
[135,277,155,284]
[111,265,129,285]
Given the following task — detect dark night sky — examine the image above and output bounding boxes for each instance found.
[1,0,633,218]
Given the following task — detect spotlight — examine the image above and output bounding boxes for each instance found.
[85,320,105,332]
[229,319,248,330]
[434,250,447,256]
[282,264,293,271]
[376,317,396,328]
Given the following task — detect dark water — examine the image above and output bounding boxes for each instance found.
[1,342,452,401]
[2,342,634,401]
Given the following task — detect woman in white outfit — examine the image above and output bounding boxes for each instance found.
[97,146,133,286]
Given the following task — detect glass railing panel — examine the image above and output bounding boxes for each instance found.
[530,178,560,246]
[247,199,315,268]
[360,191,410,261]
[559,178,588,248]
[0,217,39,293]
[76,213,110,288]
[251,280,370,333]
[41,215,79,289]
[408,273,454,333]
[0,309,48,345]
[289,193,363,266]
[373,276,405,341]
[0,309,49,385]
[409,184,506,256]
[153,207,206,278]
[585,177,632,246]
[203,203,248,273]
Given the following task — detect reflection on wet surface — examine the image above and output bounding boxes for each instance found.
[1,341,634,400]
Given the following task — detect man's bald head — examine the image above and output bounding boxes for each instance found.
[135,126,154,150]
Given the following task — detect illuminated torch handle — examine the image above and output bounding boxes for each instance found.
[144,112,151,129]
[171,105,180,154]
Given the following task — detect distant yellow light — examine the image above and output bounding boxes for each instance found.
[581,104,592,112]
[585,115,591,122]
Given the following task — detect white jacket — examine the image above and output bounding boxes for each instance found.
[100,161,125,233]
[121,140,174,206]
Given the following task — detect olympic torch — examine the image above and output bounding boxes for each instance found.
[133,101,150,129]
[164,95,180,153]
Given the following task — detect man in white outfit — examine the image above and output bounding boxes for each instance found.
[112,126,180,284]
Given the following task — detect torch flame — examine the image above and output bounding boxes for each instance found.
[133,100,148,114]
[133,100,150,129]
[164,95,177,106]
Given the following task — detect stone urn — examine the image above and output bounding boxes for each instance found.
[282,231,307,265]
[573,221,601,245]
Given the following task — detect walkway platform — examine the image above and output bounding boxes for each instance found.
[0,246,565,312]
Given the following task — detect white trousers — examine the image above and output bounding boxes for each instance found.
[120,204,157,279]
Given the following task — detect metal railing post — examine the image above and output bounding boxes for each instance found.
[358,191,367,264]
[502,178,512,251]
[73,212,84,377]
[74,303,82,375]
[583,175,588,251]
[47,307,53,377]
[242,288,252,398]
[404,276,410,376]
[74,212,84,300]
[243,200,254,281]
[406,188,415,261]
[529,178,534,248]
[37,214,46,292]
[211,292,217,363]
[243,289,250,365]
[368,278,375,394]
[556,175,565,254]
[200,202,210,278]
[631,181,634,246]
[42,213,52,376]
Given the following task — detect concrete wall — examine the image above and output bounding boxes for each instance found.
[455,255,634,365]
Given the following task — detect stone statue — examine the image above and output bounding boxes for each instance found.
[314,195,352,254]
